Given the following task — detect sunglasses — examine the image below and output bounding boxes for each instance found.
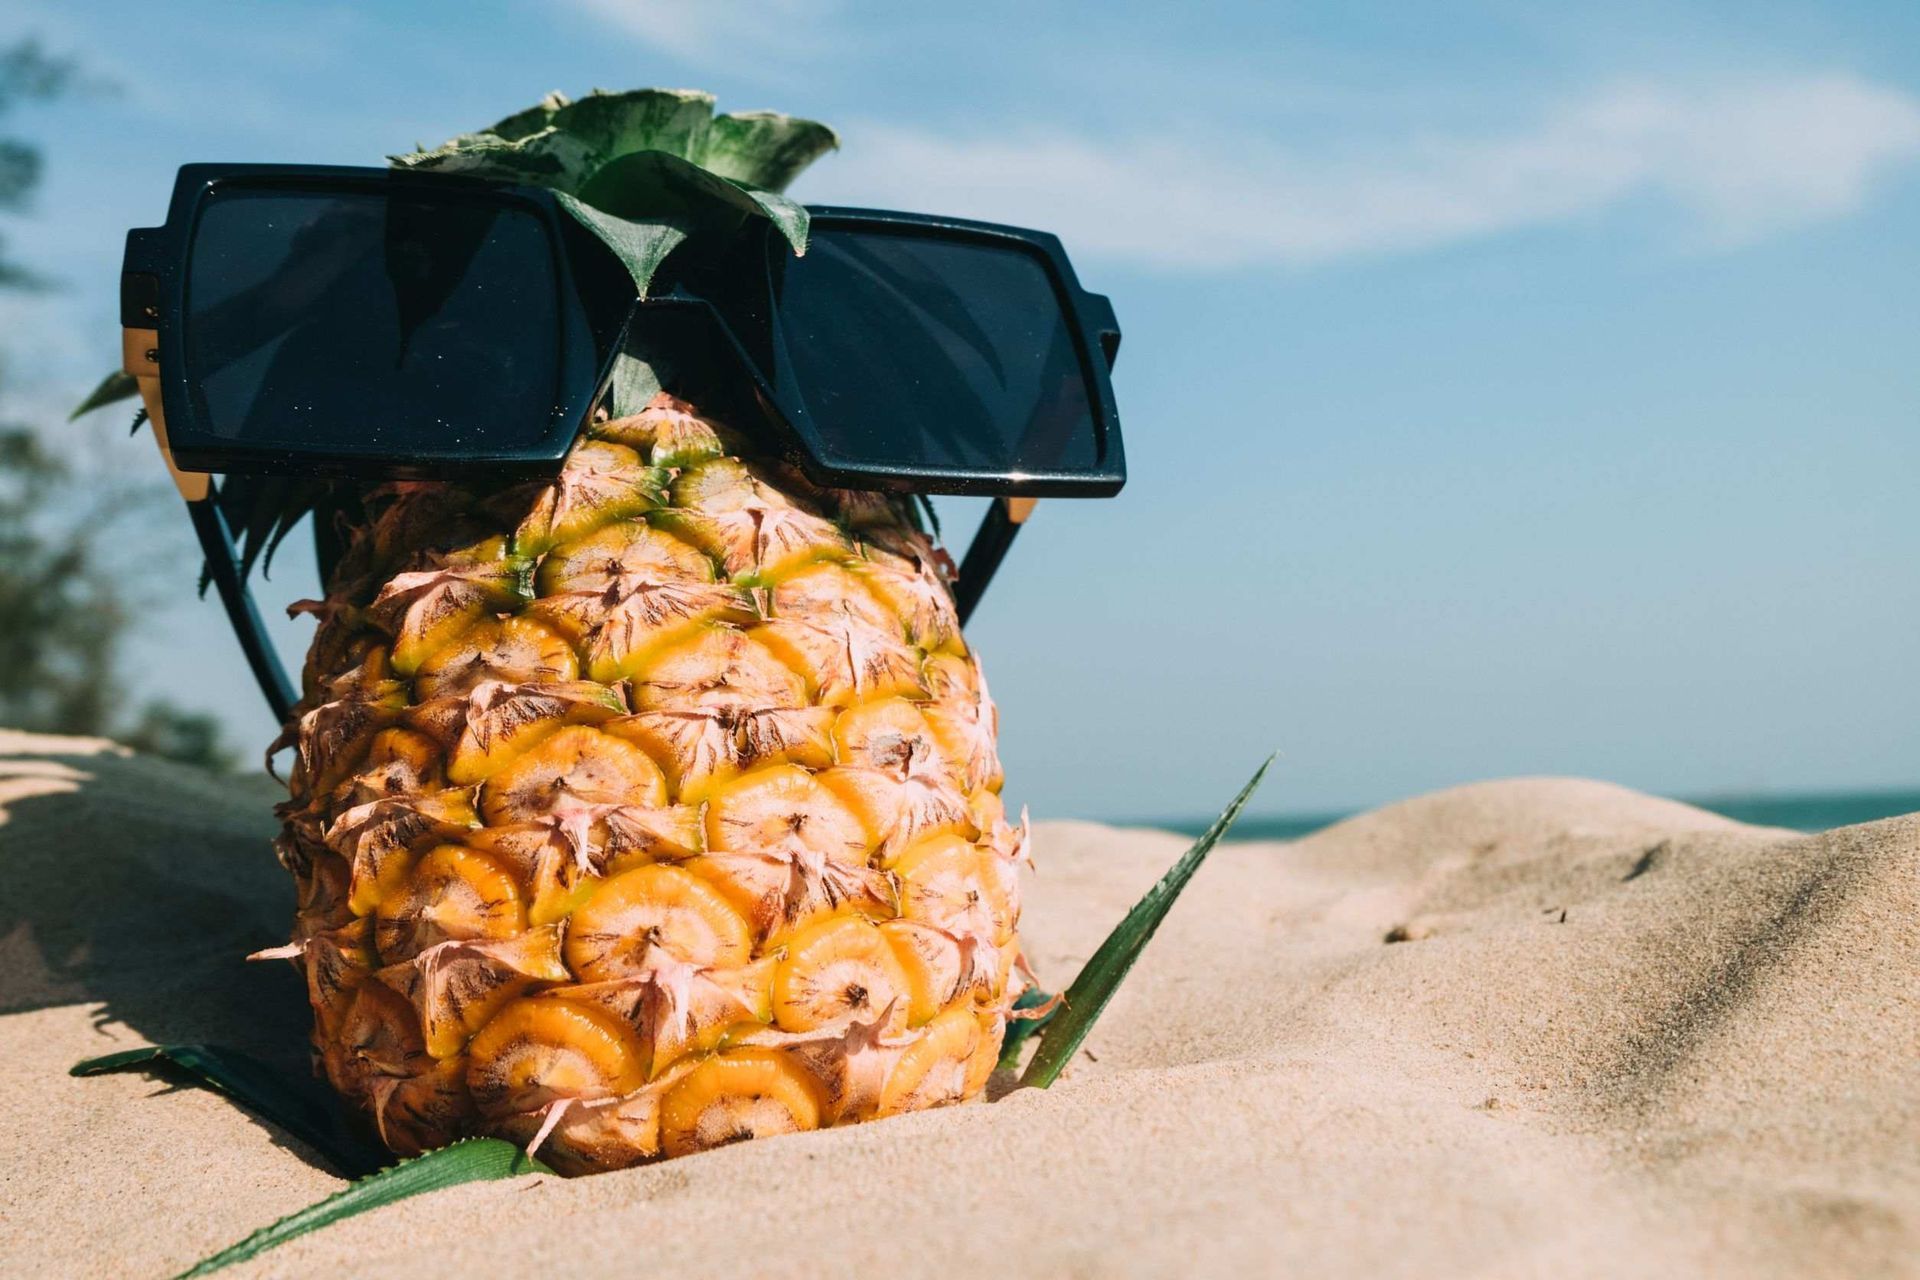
[119,164,1125,722]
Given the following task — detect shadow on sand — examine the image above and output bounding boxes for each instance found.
[0,735,349,1171]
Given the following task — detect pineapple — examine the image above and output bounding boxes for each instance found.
[272,393,1031,1172]
[56,88,1055,1172]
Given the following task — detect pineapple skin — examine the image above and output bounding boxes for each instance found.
[272,395,1028,1173]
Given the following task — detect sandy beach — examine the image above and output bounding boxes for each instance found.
[2,728,1914,1278]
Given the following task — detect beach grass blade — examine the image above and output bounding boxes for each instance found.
[1021,753,1276,1089]
[172,1139,552,1279]
[71,1044,386,1177]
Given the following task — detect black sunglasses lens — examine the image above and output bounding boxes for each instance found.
[184,185,566,457]
[771,228,1103,478]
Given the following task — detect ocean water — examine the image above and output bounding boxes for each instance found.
[1153,789,1920,842]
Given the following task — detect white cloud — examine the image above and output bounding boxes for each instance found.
[562,0,841,71]
[793,75,1920,269]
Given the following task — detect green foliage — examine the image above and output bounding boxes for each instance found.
[0,426,233,766]
[574,148,813,258]
[391,87,836,298]
[0,39,79,110]
[173,1140,551,1279]
[0,39,81,288]
[0,38,230,767]
[701,111,841,193]
[398,87,835,196]
[0,428,123,735]
[1021,755,1275,1088]
[116,703,237,771]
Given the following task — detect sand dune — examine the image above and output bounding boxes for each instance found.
[2,730,1914,1278]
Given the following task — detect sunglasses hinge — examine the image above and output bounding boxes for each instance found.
[121,325,211,502]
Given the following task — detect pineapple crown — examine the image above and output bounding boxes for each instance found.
[390,87,837,296]
[72,88,839,589]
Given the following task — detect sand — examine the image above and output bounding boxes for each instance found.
[1,728,1915,1278]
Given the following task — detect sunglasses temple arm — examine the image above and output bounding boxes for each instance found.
[124,320,297,725]
[187,497,299,725]
[953,497,1037,627]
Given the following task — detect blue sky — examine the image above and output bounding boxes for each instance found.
[5,1,1919,821]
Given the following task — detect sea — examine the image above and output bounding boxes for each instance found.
[1152,789,1920,842]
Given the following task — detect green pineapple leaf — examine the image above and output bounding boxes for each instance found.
[70,369,137,421]
[607,330,679,418]
[1021,753,1276,1089]
[391,88,830,297]
[550,87,717,170]
[171,1139,552,1279]
[551,191,694,298]
[484,90,570,142]
[702,111,840,193]
[574,147,811,266]
[558,151,809,296]
[995,984,1061,1072]
[71,1044,386,1178]
[388,130,588,188]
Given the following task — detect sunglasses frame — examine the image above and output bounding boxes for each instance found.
[125,164,1124,493]
[122,165,613,482]
[119,164,1125,724]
